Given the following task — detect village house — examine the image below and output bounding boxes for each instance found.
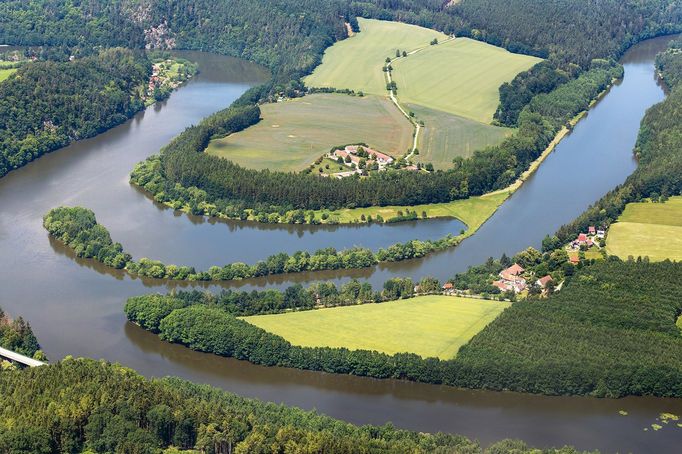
[330,145,395,173]
[442,282,455,295]
[536,275,553,289]
[493,263,527,293]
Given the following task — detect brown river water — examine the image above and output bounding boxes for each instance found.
[1,41,681,452]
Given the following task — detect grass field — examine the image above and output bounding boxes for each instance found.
[392,38,542,123]
[205,93,413,171]
[312,191,508,232]
[0,68,16,83]
[304,18,447,96]
[607,197,682,261]
[243,295,511,359]
[409,104,512,167]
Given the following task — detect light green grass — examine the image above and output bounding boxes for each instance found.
[205,93,413,171]
[304,18,447,96]
[0,68,16,83]
[313,191,508,231]
[409,103,512,167]
[243,295,510,359]
[315,157,347,175]
[607,197,682,262]
[392,38,542,123]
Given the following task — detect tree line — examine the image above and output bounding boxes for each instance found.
[126,259,682,398]
[43,206,462,281]
[0,358,586,453]
[0,48,150,179]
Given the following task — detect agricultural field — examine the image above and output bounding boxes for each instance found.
[312,191,508,232]
[243,295,511,359]
[205,93,413,171]
[606,197,682,261]
[0,68,16,82]
[392,38,542,123]
[409,103,512,167]
[304,18,447,96]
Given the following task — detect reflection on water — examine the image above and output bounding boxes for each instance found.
[1,38,681,452]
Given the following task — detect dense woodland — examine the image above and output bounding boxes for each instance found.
[0,359,587,453]
[0,307,41,360]
[557,39,682,241]
[130,62,620,217]
[127,259,682,398]
[44,206,463,280]
[0,48,150,178]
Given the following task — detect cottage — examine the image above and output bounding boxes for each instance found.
[569,255,579,264]
[588,226,596,235]
[596,229,606,239]
[536,275,553,288]
[577,233,588,244]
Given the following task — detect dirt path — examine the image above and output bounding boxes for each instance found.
[384,36,455,162]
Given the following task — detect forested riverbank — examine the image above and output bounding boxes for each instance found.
[0,358,590,453]
[43,206,463,281]
[0,48,151,178]
[125,259,682,398]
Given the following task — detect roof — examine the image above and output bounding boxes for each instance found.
[569,255,579,263]
[578,233,588,241]
[344,145,393,162]
[442,282,454,289]
[537,275,553,287]
[492,280,509,291]
[503,263,525,276]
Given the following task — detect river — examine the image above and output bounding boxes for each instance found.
[1,41,681,452]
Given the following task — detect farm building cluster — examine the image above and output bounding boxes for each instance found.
[491,264,553,294]
[567,226,606,264]
[322,145,419,178]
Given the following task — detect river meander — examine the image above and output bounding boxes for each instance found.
[1,41,681,452]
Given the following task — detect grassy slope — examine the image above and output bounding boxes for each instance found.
[304,18,447,96]
[313,191,508,231]
[244,295,510,359]
[392,38,542,123]
[0,68,16,82]
[205,93,413,171]
[607,197,682,261]
[409,103,512,167]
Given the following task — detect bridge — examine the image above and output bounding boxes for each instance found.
[0,346,46,368]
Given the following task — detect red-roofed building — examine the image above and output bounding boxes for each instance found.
[536,275,553,288]
[569,255,579,264]
[496,264,527,293]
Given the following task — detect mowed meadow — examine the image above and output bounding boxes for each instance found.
[243,295,511,359]
[304,18,448,96]
[205,93,413,171]
[607,197,682,261]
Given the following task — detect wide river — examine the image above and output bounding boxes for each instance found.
[1,40,681,452]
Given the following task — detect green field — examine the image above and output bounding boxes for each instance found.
[607,197,682,261]
[0,68,16,82]
[312,191,508,231]
[243,295,510,359]
[205,93,413,171]
[304,18,447,96]
[409,103,512,167]
[392,38,542,123]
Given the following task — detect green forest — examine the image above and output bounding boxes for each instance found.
[127,259,682,398]
[0,48,150,178]
[0,358,587,453]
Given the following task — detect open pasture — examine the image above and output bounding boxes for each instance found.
[304,18,447,96]
[243,295,510,359]
[392,38,542,123]
[205,93,413,171]
[606,197,682,261]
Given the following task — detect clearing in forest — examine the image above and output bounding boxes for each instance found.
[606,197,682,261]
[243,295,511,359]
[205,93,413,171]
[0,68,16,82]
